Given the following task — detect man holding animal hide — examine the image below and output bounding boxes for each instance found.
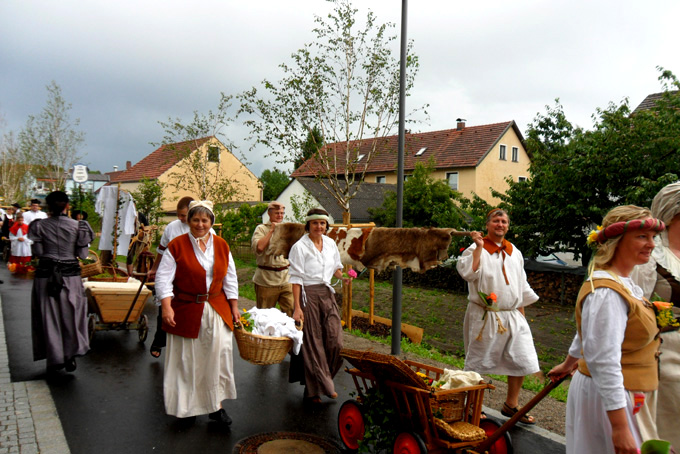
[251,201,294,316]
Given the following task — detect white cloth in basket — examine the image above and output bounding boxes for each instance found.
[247,307,304,355]
[439,369,484,390]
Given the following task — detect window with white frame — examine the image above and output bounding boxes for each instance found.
[499,144,507,160]
[376,175,386,183]
[512,146,519,162]
[446,172,459,190]
[518,176,527,182]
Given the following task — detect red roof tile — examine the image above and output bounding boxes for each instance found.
[109,137,213,183]
[291,122,520,177]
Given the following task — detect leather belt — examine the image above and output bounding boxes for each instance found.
[257,265,289,272]
[174,290,221,303]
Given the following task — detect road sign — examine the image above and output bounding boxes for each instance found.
[72,164,88,184]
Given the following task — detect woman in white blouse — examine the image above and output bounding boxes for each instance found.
[289,208,350,404]
[549,205,664,454]
[155,201,239,426]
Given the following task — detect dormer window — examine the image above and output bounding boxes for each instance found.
[356,154,365,162]
[415,147,427,156]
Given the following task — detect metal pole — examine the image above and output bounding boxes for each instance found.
[391,0,408,355]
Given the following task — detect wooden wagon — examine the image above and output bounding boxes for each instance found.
[84,278,151,342]
[338,349,566,454]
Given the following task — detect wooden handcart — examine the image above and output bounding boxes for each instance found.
[338,349,566,454]
[84,276,151,342]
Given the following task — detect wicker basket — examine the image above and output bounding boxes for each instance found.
[430,391,466,422]
[80,249,103,278]
[234,322,302,366]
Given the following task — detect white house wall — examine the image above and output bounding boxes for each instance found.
[266,179,328,224]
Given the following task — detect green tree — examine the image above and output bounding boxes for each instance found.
[296,125,324,169]
[498,69,680,263]
[130,177,166,226]
[157,93,242,203]
[18,81,85,190]
[369,160,466,229]
[239,0,427,219]
[260,168,289,201]
[216,203,267,243]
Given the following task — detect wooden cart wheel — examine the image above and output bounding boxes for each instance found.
[138,315,149,343]
[394,431,427,454]
[337,399,365,452]
[88,314,97,341]
[479,418,513,454]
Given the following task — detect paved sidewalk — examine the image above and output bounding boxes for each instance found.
[0,293,70,454]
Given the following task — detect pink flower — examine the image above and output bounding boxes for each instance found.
[348,269,358,278]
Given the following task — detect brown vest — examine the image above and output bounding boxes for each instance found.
[162,234,234,338]
[575,278,660,391]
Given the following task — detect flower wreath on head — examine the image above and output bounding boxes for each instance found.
[586,218,665,249]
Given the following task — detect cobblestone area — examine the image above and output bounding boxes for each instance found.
[0,295,70,454]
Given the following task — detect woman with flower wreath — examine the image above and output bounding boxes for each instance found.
[629,182,680,450]
[456,208,540,424]
[549,205,664,454]
[289,208,351,404]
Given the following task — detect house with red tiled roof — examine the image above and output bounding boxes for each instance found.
[291,120,530,204]
[107,136,260,212]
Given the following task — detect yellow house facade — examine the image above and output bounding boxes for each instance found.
[292,120,530,205]
[108,136,261,213]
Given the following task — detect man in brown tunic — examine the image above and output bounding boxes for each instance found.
[251,201,294,316]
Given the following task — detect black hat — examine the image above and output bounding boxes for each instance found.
[71,209,88,221]
[11,203,21,209]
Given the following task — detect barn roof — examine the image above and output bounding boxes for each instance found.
[291,121,523,177]
[632,90,679,114]
[297,177,396,223]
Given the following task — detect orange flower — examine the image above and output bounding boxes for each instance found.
[488,293,497,303]
[653,301,672,311]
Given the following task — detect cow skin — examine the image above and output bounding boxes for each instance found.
[267,223,456,273]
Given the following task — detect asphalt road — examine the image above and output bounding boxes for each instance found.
[0,264,565,453]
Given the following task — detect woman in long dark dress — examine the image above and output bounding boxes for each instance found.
[30,191,94,373]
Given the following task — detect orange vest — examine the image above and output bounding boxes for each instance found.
[162,234,234,338]
[575,278,660,392]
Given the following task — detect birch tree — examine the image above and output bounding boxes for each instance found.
[18,81,85,190]
[239,0,427,219]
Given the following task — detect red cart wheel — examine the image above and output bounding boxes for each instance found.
[337,400,365,452]
[394,431,427,454]
[479,418,513,454]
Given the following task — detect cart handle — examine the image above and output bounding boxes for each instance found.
[122,274,148,327]
[474,373,569,452]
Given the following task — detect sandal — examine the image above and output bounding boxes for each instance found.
[150,345,162,358]
[501,402,536,425]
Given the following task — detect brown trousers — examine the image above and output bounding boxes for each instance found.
[301,284,343,398]
[254,283,294,317]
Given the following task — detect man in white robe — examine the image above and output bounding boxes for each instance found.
[456,208,540,424]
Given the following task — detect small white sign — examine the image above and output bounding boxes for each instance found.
[72,164,88,184]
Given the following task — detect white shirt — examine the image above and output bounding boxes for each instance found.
[567,270,639,411]
[155,232,238,302]
[9,227,33,257]
[23,210,47,225]
[288,233,343,291]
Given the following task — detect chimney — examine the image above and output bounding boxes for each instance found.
[113,165,118,172]
[456,118,466,130]
[126,160,132,170]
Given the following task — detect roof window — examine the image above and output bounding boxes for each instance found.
[415,147,427,156]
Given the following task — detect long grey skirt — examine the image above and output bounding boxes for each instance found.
[32,275,90,367]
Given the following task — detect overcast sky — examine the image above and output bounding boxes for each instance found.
[1,0,678,178]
